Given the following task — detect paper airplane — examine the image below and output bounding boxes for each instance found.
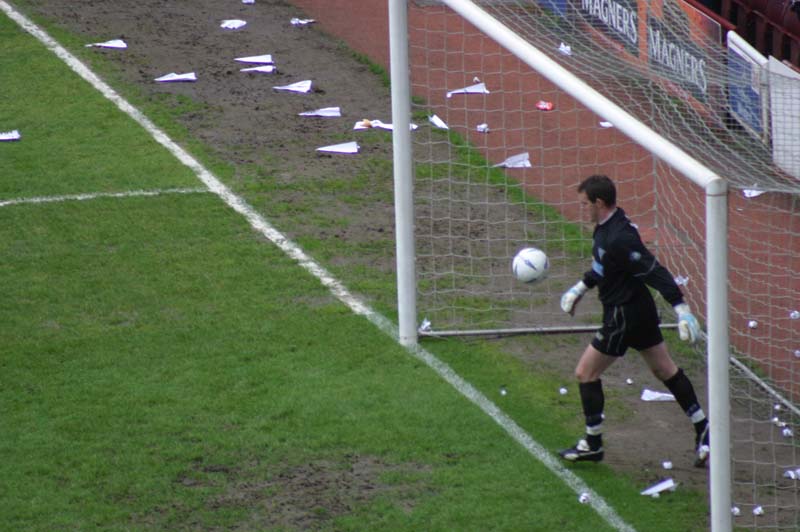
[299,107,341,117]
[558,42,572,56]
[240,65,275,74]
[273,80,312,93]
[493,152,531,168]
[429,114,448,129]
[353,119,418,131]
[418,317,432,333]
[641,389,675,402]
[446,82,490,98]
[772,416,787,427]
[243,0,255,3]
[743,186,766,198]
[85,39,127,49]
[155,72,197,82]
[291,17,316,26]
[317,141,359,154]
[782,468,800,479]
[476,123,489,133]
[599,121,614,128]
[235,54,273,64]
[0,130,21,141]
[641,478,676,497]
[221,19,247,30]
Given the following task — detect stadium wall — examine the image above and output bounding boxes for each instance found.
[288,0,653,228]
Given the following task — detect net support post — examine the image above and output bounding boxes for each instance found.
[706,177,731,532]
[388,0,417,347]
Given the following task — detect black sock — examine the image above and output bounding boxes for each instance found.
[663,368,707,433]
[579,380,604,450]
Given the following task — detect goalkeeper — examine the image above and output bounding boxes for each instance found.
[558,175,709,467]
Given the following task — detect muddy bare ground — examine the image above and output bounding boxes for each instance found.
[12,0,798,529]
[151,454,429,530]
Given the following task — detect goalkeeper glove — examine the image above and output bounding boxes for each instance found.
[674,303,701,344]
[560,281,588,315]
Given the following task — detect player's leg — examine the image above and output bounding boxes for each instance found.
[640,342,710,467]
[575,343,618,382]
[559,343,618,462]
[638,341,677,380]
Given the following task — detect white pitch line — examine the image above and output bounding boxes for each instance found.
[0,187,208,208]
[1,3,635,530]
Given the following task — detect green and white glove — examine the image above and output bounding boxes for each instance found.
[560,281,588,316]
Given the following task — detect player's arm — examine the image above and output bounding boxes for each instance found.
[610,234,701,343]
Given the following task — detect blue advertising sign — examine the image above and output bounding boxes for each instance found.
[537,0,569,17]
[727,44,764,138]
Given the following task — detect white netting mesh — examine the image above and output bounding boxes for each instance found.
[408,1,800,528]
[466,0,800,192]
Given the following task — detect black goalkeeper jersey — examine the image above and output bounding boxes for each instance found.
[582,208,685,307]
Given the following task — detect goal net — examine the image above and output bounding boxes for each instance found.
[401,0,800,529]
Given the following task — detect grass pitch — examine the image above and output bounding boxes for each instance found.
[0,5,708,530]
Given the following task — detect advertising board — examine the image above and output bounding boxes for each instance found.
[726,31,767,140]
[534,0,724,109]
[537,0,569,17]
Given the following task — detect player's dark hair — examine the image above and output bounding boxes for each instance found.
[578,175,616,206]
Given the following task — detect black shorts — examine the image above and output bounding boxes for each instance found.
[591,296,664,357]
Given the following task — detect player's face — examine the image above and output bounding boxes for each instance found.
[578,191,600,223]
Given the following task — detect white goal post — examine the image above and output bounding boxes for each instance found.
[388,0,731,530]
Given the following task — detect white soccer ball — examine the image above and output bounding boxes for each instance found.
[512,247,549,284]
